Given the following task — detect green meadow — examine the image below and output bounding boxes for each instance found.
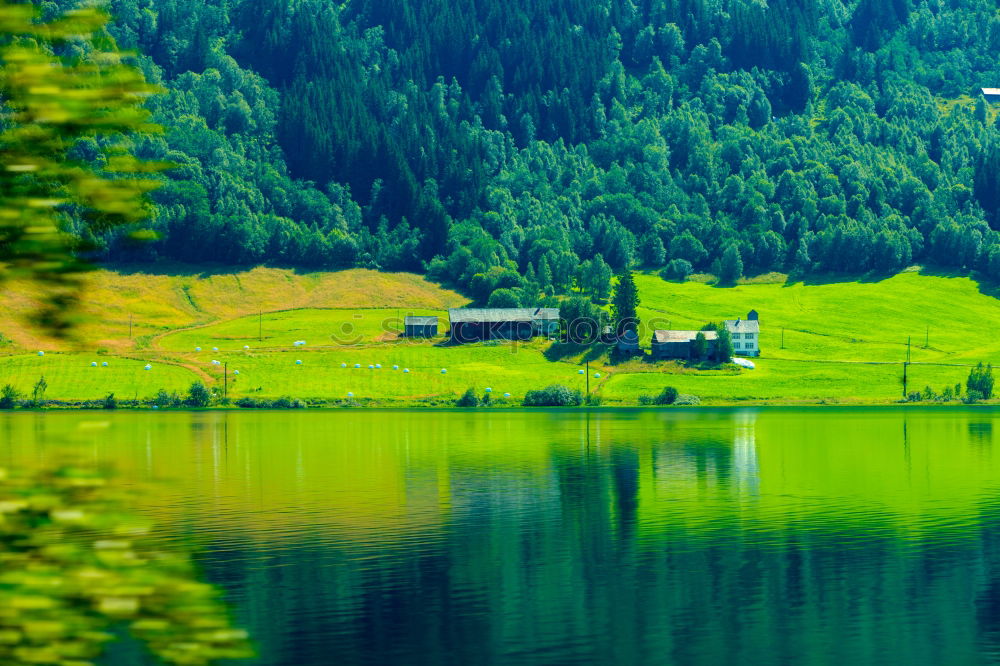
[157,308,447,351]
[634,269,1000,365]
[0,354,199,401]
[195,343,590,401]
[1,267,998,405]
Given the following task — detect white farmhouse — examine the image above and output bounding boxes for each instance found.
[725,310,760,357]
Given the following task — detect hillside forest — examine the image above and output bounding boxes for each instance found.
[51,0,1000,304]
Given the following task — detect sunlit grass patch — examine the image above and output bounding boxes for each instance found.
[0,353,200,401]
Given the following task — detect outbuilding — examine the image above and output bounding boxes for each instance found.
[404,316,439,338]
[448,307,560,342]
[651,330,718,360]
[617,329,640,354]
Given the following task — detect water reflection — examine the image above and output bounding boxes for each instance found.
[7,409,1000,665]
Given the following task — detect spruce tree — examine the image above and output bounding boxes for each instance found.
[611,271,640,336]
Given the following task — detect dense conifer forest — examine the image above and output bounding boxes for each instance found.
[72,0,1000,303]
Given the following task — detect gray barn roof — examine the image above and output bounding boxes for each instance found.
[725,319,760,334]
[404,316,438,326]
[448,307,560,324]
[652,330,718,343]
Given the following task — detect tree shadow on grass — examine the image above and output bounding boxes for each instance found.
[544,341,609,364]
[780,268,905,288]
[916,265,1000,300]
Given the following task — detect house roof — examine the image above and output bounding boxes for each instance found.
[404,316,438,326]
[725,319,760,334]
[448,307,560,324]
[652,330,718,343]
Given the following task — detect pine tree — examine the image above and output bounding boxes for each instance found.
[611,271,640,336]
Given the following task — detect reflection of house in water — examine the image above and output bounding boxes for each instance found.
[732,412,759,495]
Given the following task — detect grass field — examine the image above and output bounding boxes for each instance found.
[198,343,597,401]
[3,265,1000,406]
[157,308,448,351]
[0,354,200,401]
[0,265,467,352]
[600,359,964,405]
[633,269,1000,365]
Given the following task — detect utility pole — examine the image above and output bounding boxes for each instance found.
[902,336,911,398]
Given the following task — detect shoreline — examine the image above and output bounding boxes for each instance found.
[6,399,998,411]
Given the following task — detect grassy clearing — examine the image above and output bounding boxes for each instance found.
[634,269,1000,365]
[194,342,599,401]
[601,359,964,405]
[0,265,467,352]
[157,308,447,351]
[0,354,200,401]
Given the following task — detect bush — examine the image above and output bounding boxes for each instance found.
[967,362,994,399]
[523,385,583,407]
[660,258,693,282]
[0,384,21,409]
[151,389,179,408]
[655,386,679,405]
[102,393,117,410]
[235,397,261,408]
[638,386,680,405]
[673,394,701,406]
[456,388,480,407]
[186,381,211,407]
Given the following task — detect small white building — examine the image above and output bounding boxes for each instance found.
[725,309,760,357]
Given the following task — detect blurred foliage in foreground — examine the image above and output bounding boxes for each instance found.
[0,1,163,337]
[0,463,253,664]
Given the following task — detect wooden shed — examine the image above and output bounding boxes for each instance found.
[651,330,718,360]
[448,307,560,343]
[404,316,439,338]
[617,329,640,354]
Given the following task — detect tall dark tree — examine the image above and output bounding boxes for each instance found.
[611,271,640,336]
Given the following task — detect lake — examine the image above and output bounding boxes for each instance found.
[6,407,1000,665]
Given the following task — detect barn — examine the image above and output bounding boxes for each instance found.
[404,316,439,338]
[650,330,718,360]
[448,308,560,342]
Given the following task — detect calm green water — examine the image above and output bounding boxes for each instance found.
[6,408,1000,665]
